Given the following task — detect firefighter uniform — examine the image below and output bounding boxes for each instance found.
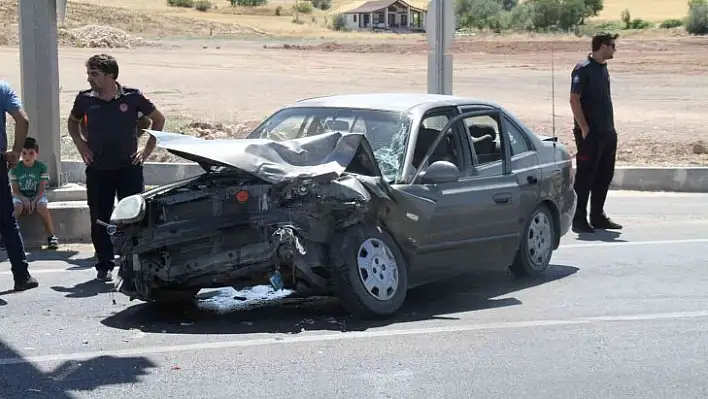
[570,55,622,232]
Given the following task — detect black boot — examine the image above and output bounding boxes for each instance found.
[591,213,623,230]
[14,274,39,292]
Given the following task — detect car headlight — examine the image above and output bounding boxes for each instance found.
[110,194,146,224]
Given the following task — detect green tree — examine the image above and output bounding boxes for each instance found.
[455,0,503,29]
[686,0,708,35]
[558,0,585,30]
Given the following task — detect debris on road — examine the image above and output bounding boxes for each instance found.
[58,25,145,49]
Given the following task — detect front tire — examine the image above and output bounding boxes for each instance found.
[330,223,408,319]
[510,204,555,277]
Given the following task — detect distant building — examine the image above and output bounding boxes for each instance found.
[340,0,427,31]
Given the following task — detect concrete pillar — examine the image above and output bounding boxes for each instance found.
[19,0,62,188]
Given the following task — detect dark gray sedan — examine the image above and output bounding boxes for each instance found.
[109,93,576,318]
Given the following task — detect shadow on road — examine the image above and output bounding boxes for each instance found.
[0,339,156,399]
[50,279,115,298]
[101,264,579,335]
[0,298,6,306]
[0,249,93,270]
[575,229,625,243]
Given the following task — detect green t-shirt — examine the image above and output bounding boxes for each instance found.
[9,160,49,198]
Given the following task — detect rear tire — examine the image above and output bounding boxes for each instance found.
[330,223,408,319]
[510,204,555,277]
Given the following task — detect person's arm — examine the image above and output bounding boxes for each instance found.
[1,83,29,164]
[9,169,25,199]
[569,65,590,138]
[67,94,92,164]
[134,91,165,162]
[35,162,49,200]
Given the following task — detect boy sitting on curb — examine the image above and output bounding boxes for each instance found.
[9,137,59,250]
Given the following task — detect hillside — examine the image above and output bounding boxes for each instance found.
[0,0,693,46]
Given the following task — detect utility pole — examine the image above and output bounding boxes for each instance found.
[18,0,63,187]
[426,0,455,95]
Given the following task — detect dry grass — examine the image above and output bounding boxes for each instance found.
[1,0,687,42]
[595,0,689,22]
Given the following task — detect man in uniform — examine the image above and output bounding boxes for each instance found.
[569,32,623,233]
[0,80,39,291]
[67,54,165,282]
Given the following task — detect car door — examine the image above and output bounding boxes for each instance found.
[501,114,542,225]
[385,106,481,287]
[452,106,527,273]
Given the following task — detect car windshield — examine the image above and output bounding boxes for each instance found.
[247,106,411,181]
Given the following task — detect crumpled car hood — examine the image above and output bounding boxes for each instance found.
[146,130,374,184]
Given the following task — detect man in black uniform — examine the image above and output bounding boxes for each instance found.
[569,32,623,233]
[67,54,166,281]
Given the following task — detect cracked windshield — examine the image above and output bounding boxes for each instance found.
[249,107,410,181]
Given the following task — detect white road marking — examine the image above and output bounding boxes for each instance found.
[1,310,707,366]
[0,268,80,275]
[561,238,708,249]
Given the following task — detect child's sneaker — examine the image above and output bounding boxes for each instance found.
[47,235,59,250]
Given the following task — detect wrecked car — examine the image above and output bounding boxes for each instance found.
[107,93,576,318]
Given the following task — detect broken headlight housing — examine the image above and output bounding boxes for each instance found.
[110,194,146,224]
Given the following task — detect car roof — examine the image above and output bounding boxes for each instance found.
[291,93,502,113]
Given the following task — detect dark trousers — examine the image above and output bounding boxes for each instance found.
[86,164,144,271]
[0,159,30,281]
[573,130,617,221]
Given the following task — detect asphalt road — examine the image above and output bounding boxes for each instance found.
[1,191,707,399]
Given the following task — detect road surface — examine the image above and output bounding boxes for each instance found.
[1,191,707,399]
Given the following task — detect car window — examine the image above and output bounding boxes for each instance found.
[464,115,503,166]
[248,107,411,182]
[410,112,464,176]
[504,116,532,156]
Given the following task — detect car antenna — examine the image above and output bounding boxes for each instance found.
[551,42,557,150]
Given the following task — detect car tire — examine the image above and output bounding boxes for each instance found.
[510,203,555,277]
[330,223,408,319]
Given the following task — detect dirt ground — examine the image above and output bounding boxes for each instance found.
[1,33,707,166]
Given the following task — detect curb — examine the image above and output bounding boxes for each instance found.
[610,167,708,193]
[61,161,708,193]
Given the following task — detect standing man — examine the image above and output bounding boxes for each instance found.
[67,54,165,282]
[569,32,623,233]
[0,80,39,291]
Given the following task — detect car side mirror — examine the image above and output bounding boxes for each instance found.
[417,161,460,184]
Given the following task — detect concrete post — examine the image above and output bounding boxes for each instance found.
[18,0,62,188]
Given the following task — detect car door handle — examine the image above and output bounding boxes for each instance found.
[493,193,511,204]
[527,175,538,185]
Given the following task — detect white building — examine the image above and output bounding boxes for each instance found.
[341,0,427,31]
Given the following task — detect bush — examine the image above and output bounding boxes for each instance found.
[660,18,684,28]
[167,0,194,7]
[628,18,652,29]
[332,14,348,30]
[294,1,313,13]
[686,0,708,35]
[311,0,332,10]
[231,0,267,6]
[195,0,211,11]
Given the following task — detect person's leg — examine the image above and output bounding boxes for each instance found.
[0,161,38,291]
[590,133,622,229]
[572,129,601,232]
[116,164,145,200]
[86,166,117,280]
[34,195,59,249]
[13,196,25,218]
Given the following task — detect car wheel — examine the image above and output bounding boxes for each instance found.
[510,203,555,277]
[330,223,408,319]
